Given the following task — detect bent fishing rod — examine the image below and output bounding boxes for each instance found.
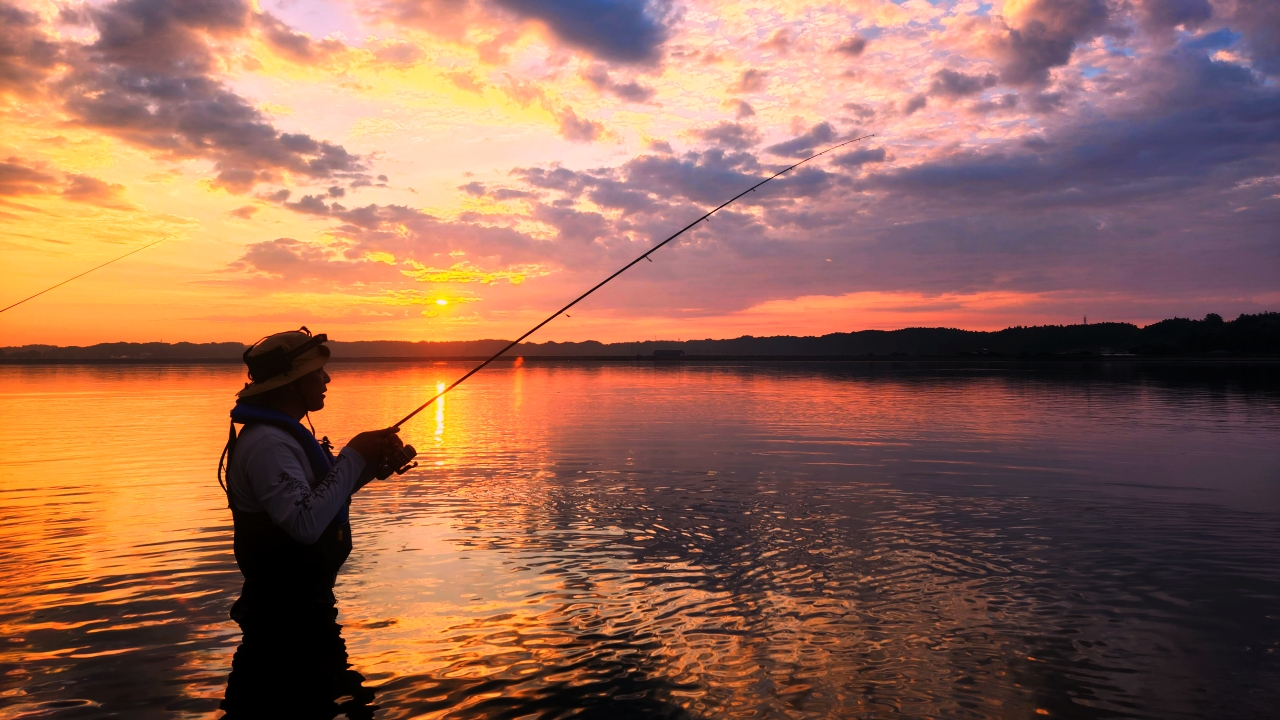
[389,134,874,432]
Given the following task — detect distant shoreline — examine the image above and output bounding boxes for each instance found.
[5,313,1277,361]
[3,355,1277,366]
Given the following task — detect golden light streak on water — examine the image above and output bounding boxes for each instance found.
[435,381,446,442]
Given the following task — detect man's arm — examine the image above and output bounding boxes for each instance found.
[241,433,365,544]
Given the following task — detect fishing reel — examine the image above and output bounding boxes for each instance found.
[375,444,418,480]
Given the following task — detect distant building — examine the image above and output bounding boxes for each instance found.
[652,349,684,361]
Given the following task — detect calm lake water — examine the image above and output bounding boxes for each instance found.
[1,360,1278,719]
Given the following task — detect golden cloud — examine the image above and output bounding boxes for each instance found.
[401,260,550,285]
[375,289,482,306]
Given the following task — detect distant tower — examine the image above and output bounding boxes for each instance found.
[1083,315,1087,325]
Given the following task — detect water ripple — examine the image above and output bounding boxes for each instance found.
[1,362,1278,718]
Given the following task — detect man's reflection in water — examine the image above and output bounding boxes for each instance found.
[221,590,375,719]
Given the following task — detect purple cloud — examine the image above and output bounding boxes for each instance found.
[372,0,675,65]
[988,0,1109,86]
[0,2,60,97]
[765,123,836,158]
[41,0,368,193]
[690,122,761,150]
[929,69,998,98]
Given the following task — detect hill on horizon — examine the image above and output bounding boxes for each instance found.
[3,313,1278,360]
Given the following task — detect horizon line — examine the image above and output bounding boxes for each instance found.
[4,312,1271,350]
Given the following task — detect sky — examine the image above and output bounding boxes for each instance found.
[1,0,1277,346]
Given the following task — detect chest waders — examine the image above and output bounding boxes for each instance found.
[219,404,352,618]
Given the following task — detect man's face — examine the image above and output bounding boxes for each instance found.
[295,368,331,412]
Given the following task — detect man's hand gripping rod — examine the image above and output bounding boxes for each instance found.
[379,134,875,473]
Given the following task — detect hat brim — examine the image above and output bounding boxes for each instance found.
[236,346,330,398]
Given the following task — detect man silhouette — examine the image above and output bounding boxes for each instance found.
[218,327,401,718]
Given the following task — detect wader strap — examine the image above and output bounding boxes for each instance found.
[217,420,238,509]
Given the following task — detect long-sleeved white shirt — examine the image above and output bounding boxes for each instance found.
[226,424,365,545]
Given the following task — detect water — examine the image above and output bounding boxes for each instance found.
[1,360,1278,719]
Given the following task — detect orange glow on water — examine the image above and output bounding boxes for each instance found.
[2,362,1278,716]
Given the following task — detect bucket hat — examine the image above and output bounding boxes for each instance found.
[237,327,330,398]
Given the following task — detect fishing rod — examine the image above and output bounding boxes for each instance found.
[389,134,874,432]
[0,238,168,314]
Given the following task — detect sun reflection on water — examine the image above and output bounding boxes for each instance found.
[435,381,445,441]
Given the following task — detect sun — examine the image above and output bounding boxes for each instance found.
[435,298,448,306]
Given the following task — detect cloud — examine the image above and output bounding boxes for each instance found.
[502,76,607,142]
[0,2,61,97]
[647,138,673,153]
[861,53,1280,210]
[227,237,402,283]
[614,150,762,206]
[259,199,550,270]
[609,79,656,102]
[0,157,135,209]
[581,64,655,102]
[61,174,137,209]
[370,0,675,65]
[447,70,486,92]
[833,147,886,169]
[255,12,345,64]
[970,93,1020,113]
[722,99,755,119]
[493,0,674,63]
[373,41,425,67]
[0,158,58,196]
[690,121,761,151]
[219,22,1280,327]
[460,181,535,201]
[765,122,835,157]
[736,69,767,93]
[556,106,605,142]
[402,259,549,284]
[255,145,793,293]
[833,36,866,57]
[987,0,1109,86]
[49,0,367,193]
[1229,0,1280,75]
[842,102,876,120]
[585,179,655,214]
[760,28,791,54]
[1181,28,1240,52]
[231,237,332,273]
[929,69,998,99]
[14,0,1280,335]
[285,194,340,215]
[371,289,485,317]
[1137,0,1212,29]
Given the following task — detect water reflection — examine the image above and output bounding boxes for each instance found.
[0,361,1278,718]
[436,381,446,441]
[221,592,374,719]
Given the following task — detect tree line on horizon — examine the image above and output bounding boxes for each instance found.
[3,313,1278,360]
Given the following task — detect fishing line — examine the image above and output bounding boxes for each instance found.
[391,135,874,429]
[0,237,168,314]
